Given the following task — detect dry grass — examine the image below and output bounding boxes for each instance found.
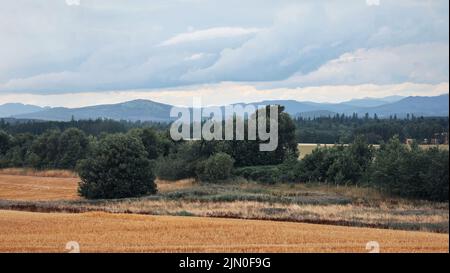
[0,173,448,233]
[113,200,449,232]
[0,210,447,253]
[156,179,196,193]
[0,174,79,201]
[14,199,442,233]
[0,168,78,178]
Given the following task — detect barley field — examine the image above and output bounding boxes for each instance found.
[0,174,79,201]
[0,210,447,253]
[0,173,448,233]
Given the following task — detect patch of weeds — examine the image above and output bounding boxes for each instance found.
[173,210,195,217]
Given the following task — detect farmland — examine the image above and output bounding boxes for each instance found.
[298,143,448,159]
[0,171,448,234]
[0,210,448,253]
[0,174,79,201]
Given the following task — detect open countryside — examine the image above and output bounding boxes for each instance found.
[0,210,448,253]
[0,168,448,253]
[0,1,448,258]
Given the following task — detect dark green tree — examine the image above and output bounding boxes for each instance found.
[58,128,90,169]
[78,134,157,199]
[129,128,159,160]
[196,152,235,182]
[0,130,11,156]
[28,130,61,169]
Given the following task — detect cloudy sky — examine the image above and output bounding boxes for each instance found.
[0,0,448,107]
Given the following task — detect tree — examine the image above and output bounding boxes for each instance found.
[196,152,234,182]
[0,130,11,156]
[58,128,90,169]
[225,105,297,167]
[2,133,34,167]
[366,136,409,195]
[78,134,157,199]
[128,128,159,160]
[29,130,61,169]
[366,136,449,201]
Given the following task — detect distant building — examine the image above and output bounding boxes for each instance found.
[431,132,449,145]
[405,138,414,145]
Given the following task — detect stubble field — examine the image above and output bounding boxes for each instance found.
[0,169,448,253]
[0,209,448,253]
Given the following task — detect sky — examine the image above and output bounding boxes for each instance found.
[0,0,448,107]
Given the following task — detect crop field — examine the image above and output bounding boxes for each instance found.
[0,174,79,201]
[297,143,449,159]
[0,172,448,235]
[0,210,448,253]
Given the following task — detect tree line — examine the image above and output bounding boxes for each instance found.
[0,110,448,201]
[294,115,449,144]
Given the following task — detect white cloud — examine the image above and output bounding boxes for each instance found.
[158,27,265,46]
[284,43,449,86]
[184,53,208,61]
[0,0,448,96]
[366,0,380,6]
[65,0,80,6]
[180,1,449,84]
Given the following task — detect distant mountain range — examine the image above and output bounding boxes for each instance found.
[1,94,448,122]
[6,100,173,122]
[0,103,45,117]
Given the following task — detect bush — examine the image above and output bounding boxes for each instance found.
[154,142,201,180]
[296,137,374,184]
[196,153,234,182]
[234,165,281,184]
[296,147,338,182]
[77,134,157,199]
[366,137,449,201]
[155,155,195,181]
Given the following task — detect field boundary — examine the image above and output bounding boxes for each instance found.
[0,199,448,234]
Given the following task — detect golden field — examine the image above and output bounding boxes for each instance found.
[0,173,193,201]
[0,174,79,201]
[0,169,448,253]
[0,210,448,253]
[0,173,448,233]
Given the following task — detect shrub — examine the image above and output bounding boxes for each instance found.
[196,153,234,182]
[296,137,374,184]
[366,137,449,201]
[155,155,195,181]
[234,165,281,184]
[154,142,201,180]
[77,134,157,199]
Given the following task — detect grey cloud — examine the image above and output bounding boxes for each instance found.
[0,0,448,94]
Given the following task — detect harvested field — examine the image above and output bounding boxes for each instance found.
[0,210,447,253]
[0,168,78,178]
[0,174,79,201]
[0,173,448,233]
[0,174,194,201]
